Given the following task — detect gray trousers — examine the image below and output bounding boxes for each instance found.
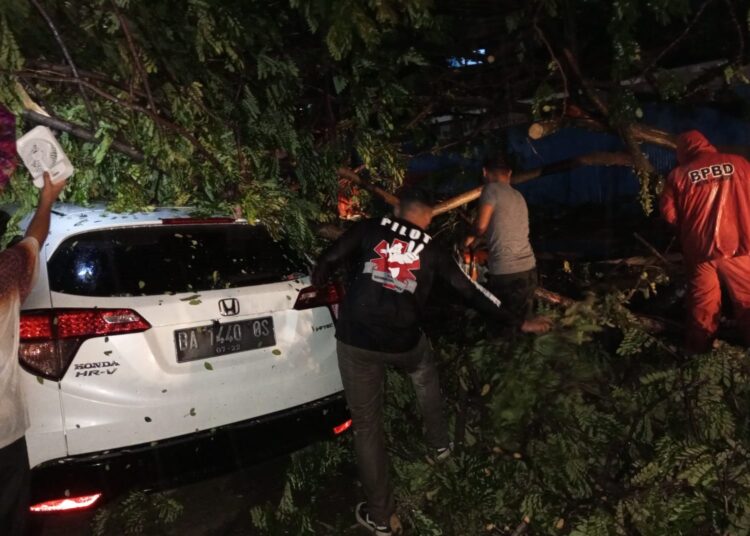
[337,335,449,525]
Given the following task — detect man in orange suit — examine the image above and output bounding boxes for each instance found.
[660,130,750,353]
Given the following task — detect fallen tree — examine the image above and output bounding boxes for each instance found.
[431,151,634,215]
[528,116,750,159]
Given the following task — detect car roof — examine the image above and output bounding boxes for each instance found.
[21,203,248,254]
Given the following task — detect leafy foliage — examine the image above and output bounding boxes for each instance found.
[0,0,434,246]
[1,0,745,242]
[246,288,750,535]
[91,490,183,536]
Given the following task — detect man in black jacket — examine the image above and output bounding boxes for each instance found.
[312,189,551,535]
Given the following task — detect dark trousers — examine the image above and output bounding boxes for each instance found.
[337,335,449,526]
[486,268,538,319]
[0,437,30,536]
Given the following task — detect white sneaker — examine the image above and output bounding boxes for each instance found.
[355,502,392,535]
[434,442,454,462]
[427,441,453,465]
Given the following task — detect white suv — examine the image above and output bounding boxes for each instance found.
[14,204,348,512]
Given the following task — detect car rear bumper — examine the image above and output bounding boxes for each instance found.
[30,392,349,506]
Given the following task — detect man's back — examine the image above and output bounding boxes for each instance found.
[319,216,441,353]
[314,214,512,354]
[480,182,535,275]
[661,131,750,263]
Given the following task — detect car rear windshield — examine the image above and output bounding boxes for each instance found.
[48,224,308,297]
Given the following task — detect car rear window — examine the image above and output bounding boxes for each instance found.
[48,224,308,297]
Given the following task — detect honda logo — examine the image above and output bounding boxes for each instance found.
[218,298,240,317]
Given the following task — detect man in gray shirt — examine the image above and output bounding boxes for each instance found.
[464,155,537,326]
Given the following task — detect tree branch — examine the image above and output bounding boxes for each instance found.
[27,61,149,100]
[29,0,98,128]
[432,151,634,215]
[533,287,670,334]
[533,7,569,116]
[20,71,225,174]
[562,48,655,183]
[529,115,679,149]
[723,0,746,65]
[639,0,717,81]
[110,1,158,116]
[337,167,400,207]
[21,109,144,162]
[562,48,609,117]
[529,114,750,159]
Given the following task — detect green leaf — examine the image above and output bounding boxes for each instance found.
[332,75,348,94]
[204,362,213,371]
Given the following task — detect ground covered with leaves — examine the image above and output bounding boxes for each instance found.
[244,289,750,536]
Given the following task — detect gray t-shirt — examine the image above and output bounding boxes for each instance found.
[479,182,536,275]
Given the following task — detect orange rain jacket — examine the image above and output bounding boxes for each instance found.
[660,130,750,265]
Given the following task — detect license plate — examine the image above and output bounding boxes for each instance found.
[174,317,276,363]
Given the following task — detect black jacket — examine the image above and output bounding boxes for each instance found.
[312,216,518,353]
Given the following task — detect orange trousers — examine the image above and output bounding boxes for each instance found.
[686,255,750,353]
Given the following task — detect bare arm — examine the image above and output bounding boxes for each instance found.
[464,203,494,248]
[24,172,66,245]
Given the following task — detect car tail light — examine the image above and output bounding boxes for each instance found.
[30,493,102,513]
[333,418,353,435]
[294,283,343,319]
[19,309,150,381]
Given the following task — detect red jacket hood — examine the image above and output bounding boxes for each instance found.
[676,130,717,165]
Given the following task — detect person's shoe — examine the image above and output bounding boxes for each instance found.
[434,442,453,462]
[426,442,454,464]
[355,502,392,535]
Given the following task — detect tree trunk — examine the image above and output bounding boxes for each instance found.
[528,117,678,150]
[432,151,633,215]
